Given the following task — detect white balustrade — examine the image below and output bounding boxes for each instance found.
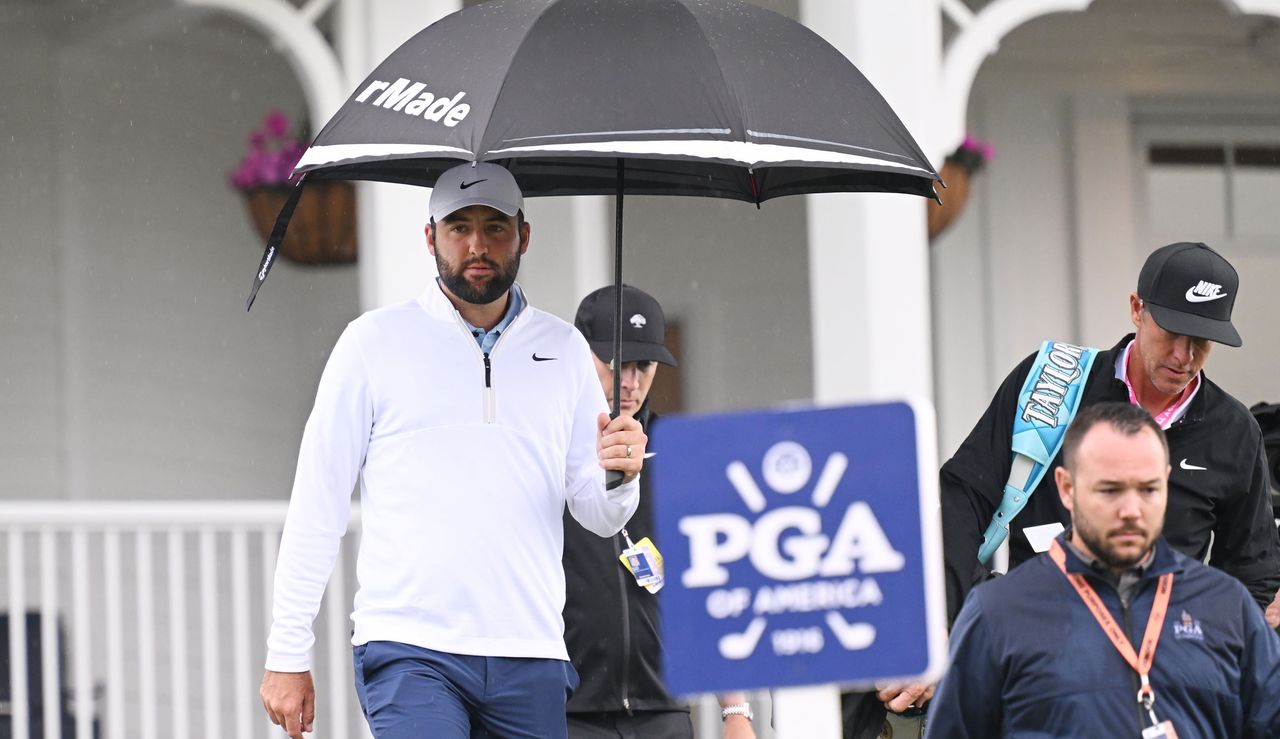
[2,501,759,739]
[0,501,363,739]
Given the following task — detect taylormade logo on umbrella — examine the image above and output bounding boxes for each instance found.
[355,78,471,127]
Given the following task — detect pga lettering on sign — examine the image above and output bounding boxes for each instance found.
[652,402,946,695]
[679,440,904,662]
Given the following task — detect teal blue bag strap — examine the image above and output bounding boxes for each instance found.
[977,340,1098,566]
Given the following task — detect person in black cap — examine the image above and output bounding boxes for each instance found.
[938,241,1279,616]
[562,285,756,739]
[851,242,1280,737]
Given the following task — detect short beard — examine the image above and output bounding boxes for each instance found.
[1072,511,1158,571]
[436,250,521,305]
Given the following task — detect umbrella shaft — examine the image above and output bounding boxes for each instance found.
[612,160,624,419]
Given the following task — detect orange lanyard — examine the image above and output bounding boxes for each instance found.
[1049,539,1173,714]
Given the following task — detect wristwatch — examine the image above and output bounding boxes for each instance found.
[721,702,753,722]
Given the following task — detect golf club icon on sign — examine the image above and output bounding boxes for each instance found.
[680,440,906,661]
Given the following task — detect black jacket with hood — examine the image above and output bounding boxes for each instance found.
[562,405,686,714]
[941,334,1280,622]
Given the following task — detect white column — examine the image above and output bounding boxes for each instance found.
[568,196,611,310]
[513,195,611,321]
[1070,93,1139,344]
[343,0,463,310]
[790,1,942,737]
[801,0,940,404]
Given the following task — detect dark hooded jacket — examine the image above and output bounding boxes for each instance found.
[927,535,1280,739]
[562,404,686,714]
[941,335,1280,622]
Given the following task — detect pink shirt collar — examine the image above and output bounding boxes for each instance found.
[1116,340,1200,429]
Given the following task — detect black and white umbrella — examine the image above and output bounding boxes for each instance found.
[247,0,940,418]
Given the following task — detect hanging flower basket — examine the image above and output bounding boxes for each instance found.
[242,181,357,264]
[230,111,357,264]
[928,134,994,242]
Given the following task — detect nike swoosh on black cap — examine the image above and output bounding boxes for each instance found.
[1136,241,1242,347]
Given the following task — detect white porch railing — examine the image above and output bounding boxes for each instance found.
[0,501,370,739]
[1,501,765,739]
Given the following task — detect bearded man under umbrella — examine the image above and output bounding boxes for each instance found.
[260,163,649,739]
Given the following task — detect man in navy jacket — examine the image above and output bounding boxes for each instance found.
[928,402,1280,738]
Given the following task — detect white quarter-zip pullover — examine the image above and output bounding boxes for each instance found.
[265,283,639,671]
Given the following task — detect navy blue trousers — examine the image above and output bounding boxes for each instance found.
[354,640,579,739]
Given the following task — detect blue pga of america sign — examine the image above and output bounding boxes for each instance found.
[650,401,948,695]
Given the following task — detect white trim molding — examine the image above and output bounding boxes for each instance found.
[937,0,1280,154]
[1222,0,1280,15]
[941,0,976,28]
[939,0,1097,153]
[177,0,348,127]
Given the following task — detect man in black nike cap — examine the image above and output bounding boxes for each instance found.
[941,240,1279,625]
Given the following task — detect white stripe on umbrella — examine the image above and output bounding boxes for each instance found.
[297,139,932,174]
[295,143,473,170]
[486,139,932,172]
[507,127,918,165]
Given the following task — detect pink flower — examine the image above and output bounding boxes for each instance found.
[264,110,290,138]
[229,111,308,190]
[960,133,995,163]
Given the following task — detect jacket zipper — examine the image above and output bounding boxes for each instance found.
[482,353,494,423]
[449,306,523,425]
[613,533,633,714]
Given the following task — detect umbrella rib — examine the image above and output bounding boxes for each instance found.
[473,0,565,160]
[671,0,748,146]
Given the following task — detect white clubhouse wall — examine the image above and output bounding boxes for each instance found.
[0,8,359,502]
[1,24,61,499]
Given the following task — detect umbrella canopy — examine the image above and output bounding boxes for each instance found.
[292,0,938,200]
[249,0,939,304]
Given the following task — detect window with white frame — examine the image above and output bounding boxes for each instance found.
[1142,131,1280,251]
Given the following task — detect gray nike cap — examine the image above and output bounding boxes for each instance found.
[1137,242,1242,347]
[430,162,524,223]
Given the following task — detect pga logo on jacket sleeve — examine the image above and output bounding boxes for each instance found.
[651,402,948,696]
